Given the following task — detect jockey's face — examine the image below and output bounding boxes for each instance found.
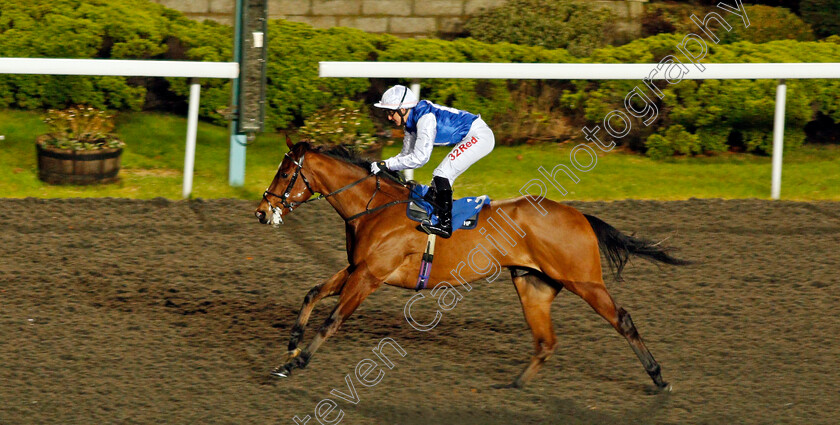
[386,108,407,127]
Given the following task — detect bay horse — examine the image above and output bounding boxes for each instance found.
[254,139,687,390]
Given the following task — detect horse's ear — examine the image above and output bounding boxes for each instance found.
[285,133,294,150]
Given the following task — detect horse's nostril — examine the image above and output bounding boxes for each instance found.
[256,210,266,221]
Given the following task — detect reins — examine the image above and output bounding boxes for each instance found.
[263,151,411,222]
[346,177,411,221]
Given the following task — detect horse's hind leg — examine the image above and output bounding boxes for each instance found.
[285,266,350,361]
[509,269,561,388]
[563,279,669,389]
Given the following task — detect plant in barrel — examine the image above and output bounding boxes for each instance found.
[36,106,125,184]
[298,100,382,157]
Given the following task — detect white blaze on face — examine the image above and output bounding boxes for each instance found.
[271,206,284,226]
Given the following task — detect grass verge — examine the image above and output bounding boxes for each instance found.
[1,109,838,201]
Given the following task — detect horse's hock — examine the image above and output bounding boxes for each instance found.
[36,143,122,185]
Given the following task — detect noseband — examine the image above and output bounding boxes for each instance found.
[262,152,411,222]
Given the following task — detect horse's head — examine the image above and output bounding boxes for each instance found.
[255,138,317,225]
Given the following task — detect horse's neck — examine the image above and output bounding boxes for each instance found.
[312,154,408,220]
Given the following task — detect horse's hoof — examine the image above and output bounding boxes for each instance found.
[270,366,291,378]
[646,382,673,394]
[282,348,301,363]
[490,382,521,390]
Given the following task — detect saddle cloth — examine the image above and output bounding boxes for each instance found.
[406,184,491,231]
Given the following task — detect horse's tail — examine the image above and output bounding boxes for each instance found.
[584,213,690,281]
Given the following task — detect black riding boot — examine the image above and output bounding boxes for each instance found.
[424,176,453,238]
[422,182,437,205]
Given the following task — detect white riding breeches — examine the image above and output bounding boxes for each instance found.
[432,117,495,185]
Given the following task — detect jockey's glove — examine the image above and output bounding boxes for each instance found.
[370,161,387,175]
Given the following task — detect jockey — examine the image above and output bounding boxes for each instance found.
[371,85,495,238]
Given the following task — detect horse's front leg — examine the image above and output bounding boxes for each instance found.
[273,263,382,377]
[284,266,351,362]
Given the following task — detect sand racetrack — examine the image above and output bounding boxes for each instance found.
[1,197,839,425]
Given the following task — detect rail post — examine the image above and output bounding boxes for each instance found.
[771,79,786,200]
[183,78,201,199]
[402,81,422,182]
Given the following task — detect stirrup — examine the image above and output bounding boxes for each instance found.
[416,220,451,238]
[416,221,433,235]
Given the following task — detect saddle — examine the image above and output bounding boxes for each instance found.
[406,185,491,291]
[406,184,490,231]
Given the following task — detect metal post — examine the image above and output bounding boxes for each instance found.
[404,81,421,182]
[183,79,201,199]
[229,130,247,186]
[228,0,246,187]
[771,79,786,200]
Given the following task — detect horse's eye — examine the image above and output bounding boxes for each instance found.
[281,172,289,178]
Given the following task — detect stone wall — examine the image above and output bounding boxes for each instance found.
[151,0,647,39]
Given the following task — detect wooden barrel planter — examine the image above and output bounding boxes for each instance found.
[37,142,122,185]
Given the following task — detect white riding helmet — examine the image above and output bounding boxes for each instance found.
[374,85,418,110]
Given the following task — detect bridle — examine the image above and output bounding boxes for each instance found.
[262,152,318,214]
[262,151,411,223]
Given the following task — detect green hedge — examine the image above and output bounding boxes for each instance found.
[800,0,840,38]
[463,0,614,57]
[563,34,840,154]
[0,0,231,113]
[642,4,815,44]
[263,22,382,128]
[238,20,576,135]
[188,21,840,154]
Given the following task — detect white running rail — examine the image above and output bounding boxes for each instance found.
[0,58,239,198]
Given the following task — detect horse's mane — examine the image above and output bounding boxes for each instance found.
[308,143,408,185]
